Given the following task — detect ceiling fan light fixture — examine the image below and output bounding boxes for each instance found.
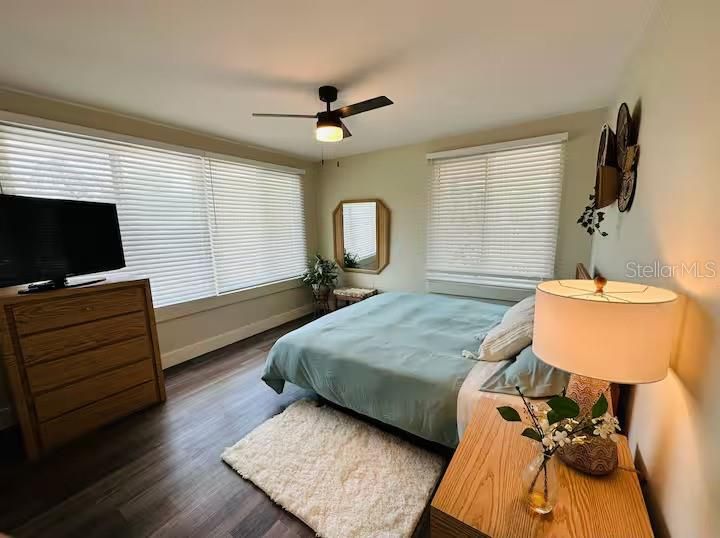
[253,85,393,142]
[315,116,343,142]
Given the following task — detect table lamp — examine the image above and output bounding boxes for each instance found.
[533,276,678,475]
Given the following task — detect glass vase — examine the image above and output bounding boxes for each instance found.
[521,452,558,514]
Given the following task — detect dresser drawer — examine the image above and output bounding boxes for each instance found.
[34,359,156,421]
[40,381,159,450]
[12,286,145,335]
[26,336,152,393]
[20,311,148,365]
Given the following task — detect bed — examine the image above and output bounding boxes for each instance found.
[262,292,525,448]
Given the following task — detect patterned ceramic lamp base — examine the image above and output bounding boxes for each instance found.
[557,374,618,475]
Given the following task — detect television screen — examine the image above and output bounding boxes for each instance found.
[0,194,126,288]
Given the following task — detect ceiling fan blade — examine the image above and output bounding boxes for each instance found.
[336,96,393,118]
[341,121,352,138]
[252,113,317,118]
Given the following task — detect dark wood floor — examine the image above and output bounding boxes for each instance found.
[0,318,319,537]
[0,317,444,537]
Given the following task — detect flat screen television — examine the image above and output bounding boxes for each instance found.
[0,194,126,292]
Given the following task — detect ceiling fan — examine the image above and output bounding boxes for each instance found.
[252,85,393,142]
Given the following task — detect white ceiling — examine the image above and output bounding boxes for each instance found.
[0,0,655,160]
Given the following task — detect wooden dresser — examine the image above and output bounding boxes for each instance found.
[0,277,166,459]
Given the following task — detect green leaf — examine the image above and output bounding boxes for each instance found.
[521,428,542,442]
[547,409,563,425]
[496,406,521,422]
[547,396,580,419]
[592,393,609,418]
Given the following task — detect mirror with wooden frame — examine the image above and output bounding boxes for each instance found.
[333,199,390,274]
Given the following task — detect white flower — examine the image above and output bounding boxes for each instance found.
[542,434,556,450]
[539,418,551,433]
[593,413,621,440]
[552,430,570,447]
[561,418,579,432]
[532,403,549,420]
[571,435,588,445]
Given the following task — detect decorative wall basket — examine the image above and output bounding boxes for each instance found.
[615,103,639,212]
[595,124,619,209]
[578,103,640,236]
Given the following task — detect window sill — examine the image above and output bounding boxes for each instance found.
[154,278,306,323]
[426,279,536,302]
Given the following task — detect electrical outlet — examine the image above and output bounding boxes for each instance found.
[0,407,15,430]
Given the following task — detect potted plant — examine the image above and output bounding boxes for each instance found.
[302,254,339,305]
[496,389,620,514]
[577,193,608,237]
[343,249,359,269]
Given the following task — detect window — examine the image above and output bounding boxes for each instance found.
[426,134,566,293]
[206,157,306,293]
[0,118,307,307]
[342,202,377,264]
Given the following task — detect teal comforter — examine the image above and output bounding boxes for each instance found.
[262,292,507,447]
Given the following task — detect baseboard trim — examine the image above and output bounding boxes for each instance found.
[160,304,313,369]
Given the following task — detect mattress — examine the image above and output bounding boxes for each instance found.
[262,292,507,447]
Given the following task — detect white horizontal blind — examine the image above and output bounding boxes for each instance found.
[427,137,565,289]
[206,157,306,293]
[342,202,376,262]
[111,146,216,306]
[0,119,307,306]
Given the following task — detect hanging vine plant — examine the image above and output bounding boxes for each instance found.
[577,194,608,237]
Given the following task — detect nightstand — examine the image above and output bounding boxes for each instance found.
[431,398,653,538]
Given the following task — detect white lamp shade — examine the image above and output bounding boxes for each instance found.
[533,280,679,384]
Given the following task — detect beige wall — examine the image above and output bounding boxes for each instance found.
[317,109,605,292]
[590,1,717,536]
[0,89,319,426]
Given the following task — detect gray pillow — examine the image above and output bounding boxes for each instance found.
[479,345,570,397]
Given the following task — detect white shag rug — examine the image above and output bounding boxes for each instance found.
[222,399,445,538]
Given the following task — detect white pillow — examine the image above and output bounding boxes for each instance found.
[502,295,535,324]
[463,296,535,362]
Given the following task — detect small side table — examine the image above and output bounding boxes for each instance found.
[332,287,377,309]
[431,398,653,538]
